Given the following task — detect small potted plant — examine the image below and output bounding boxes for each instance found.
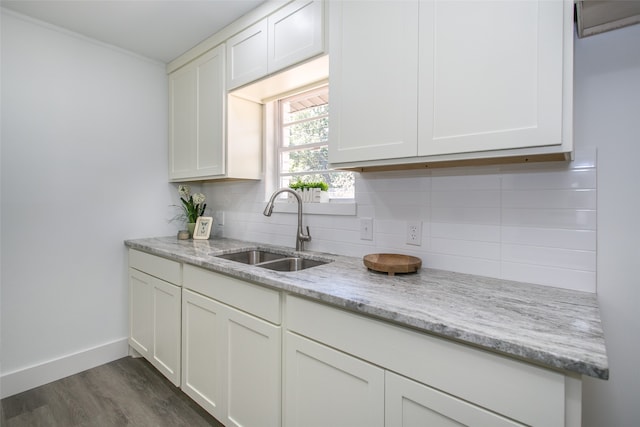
[175,185,207,237]
[289,180,329,203]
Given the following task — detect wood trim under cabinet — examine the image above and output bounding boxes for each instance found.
[333,152,571,173]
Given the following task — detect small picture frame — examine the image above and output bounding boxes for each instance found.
[193,216,213,240]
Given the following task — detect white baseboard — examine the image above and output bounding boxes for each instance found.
[0,337,129,399]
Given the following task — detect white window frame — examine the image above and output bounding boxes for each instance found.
[275,85,355,203]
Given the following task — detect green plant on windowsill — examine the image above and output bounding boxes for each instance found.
[289,180,329,191]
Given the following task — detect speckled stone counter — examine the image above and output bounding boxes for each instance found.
[125,236,609,380]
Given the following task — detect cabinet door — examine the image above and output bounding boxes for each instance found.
[225,305,281,427]
[385,372,524,427]
[328,0,419,164]
[181,289,225,420]
[284,332,384,427]
[169,44,226,180]
[268,0,324,73]
[418,0,566,156]
[129,268,153,358]
[151,279,181,386]
[227,20,268,90]
[129,268,181,386]
[182,289,281,426]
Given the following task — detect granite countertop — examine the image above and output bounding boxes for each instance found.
[125,236,609,380]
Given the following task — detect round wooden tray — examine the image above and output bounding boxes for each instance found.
[363,253,422,276]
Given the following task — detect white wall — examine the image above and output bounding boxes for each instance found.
[0,10,176,397]
[203,24,640,425]
[575,24,640,427]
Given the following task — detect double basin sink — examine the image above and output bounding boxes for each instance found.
[216,249,331,272]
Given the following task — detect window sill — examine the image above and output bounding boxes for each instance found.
[273,201,356,216]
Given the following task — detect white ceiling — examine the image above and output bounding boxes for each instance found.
[1,0,266,63]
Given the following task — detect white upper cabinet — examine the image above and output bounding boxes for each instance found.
[329,0,574,169]
[168,0,323,182]
[169,45,226,181]
[328,0,420,163]
[169,44,263,182]
[227,0,325,90]
[418,0,566,156]
[227,20,269,90]
[268,0,324,72]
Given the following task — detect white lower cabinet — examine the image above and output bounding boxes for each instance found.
[285,294,579,427]
[385,371,523,427]
[128,252,582,427]
[129,268,153,357]
[181,266,281,427]
[181,289,224,417]
[284,332,384,427]
[284,332,522,427]
[128,250,182,386]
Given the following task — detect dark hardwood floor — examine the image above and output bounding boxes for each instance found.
[1,356,224,427]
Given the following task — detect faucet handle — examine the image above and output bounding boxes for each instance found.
[302,226,311,241]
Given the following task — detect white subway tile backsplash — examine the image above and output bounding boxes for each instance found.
[365,175,430,192]
[431,237,501,260]
[426,253,502,278]
[355,203,375,218]
[373,219,405,235]
[501,169,596,190]
[371,189,429,206]
[431,222,500,242]
[374,232,408,250]
[204,150,598,292]
[569,147,598,169]
[501,244,596,271]
[501,226,596,250]
[311,227,361,244]
[354,189,375,204]
[502,189,596,209]
[431,190,501,208]
[501,208,597,230]
[501,262,596,293]
[431,206,501,225]
[431,172,500,191]
[373,202,429,222]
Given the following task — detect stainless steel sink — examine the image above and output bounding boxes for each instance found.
[216,250,287,265]
[256,257,328,272]
[216,249,330,272]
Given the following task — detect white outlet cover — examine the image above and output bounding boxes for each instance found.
[215,211,225,226]
[360,218,373,241]
[406,221,422,246]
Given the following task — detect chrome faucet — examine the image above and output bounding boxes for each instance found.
[263,188,311,251]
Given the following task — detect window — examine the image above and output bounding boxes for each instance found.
[277,86,354,199]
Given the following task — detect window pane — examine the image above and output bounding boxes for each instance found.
[283,103,329,124]
[282,116,329,147]
[281,146,328,174]
[277,85,355,200]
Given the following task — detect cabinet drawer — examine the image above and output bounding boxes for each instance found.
[129,249,181,285]
[184,264,281,324]
[286,295,565,426]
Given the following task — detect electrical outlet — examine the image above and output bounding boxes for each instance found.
[360,218,373,241]
[215,211,225,227]
[406,221,422,246]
